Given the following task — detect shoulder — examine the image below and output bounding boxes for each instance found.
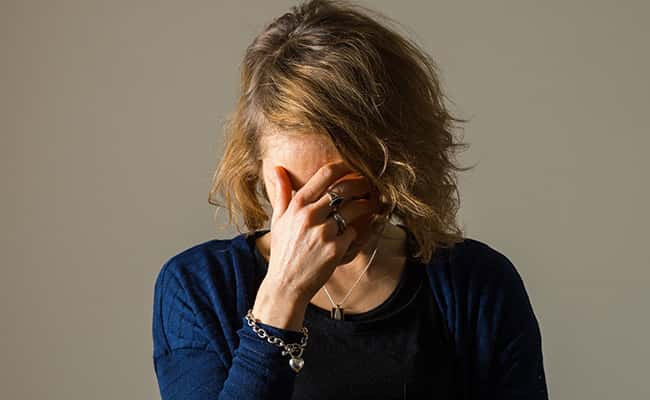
[152,234,259,357]
[152,234,258,318]
[426,236,537,331]
[153,236,237,305]
[156,238,234,284]
[431,236,524,287]
[439,238,547,396]
[156,231,261,284]
[153,239,227,302]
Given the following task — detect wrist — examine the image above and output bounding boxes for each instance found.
[252,279,308,332]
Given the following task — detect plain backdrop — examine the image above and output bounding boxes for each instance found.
[2,0,649,398]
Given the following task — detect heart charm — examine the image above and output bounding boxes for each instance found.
[289,357,304,372]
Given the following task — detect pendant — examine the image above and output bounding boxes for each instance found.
[331,305,345,320]
[289,356,304,372]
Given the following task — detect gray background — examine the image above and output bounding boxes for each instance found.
[2,0,648,398]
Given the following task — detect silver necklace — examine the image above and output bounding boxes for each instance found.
[322,224,385,320]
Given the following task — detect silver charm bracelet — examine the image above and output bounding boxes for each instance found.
[245,308,309,373]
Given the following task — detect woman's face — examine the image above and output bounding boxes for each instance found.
[259,133,379,260]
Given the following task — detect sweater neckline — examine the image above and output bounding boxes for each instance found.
[239,226,430,333]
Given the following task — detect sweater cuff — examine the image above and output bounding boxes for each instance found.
[236,314,306,360]
[218,315,307,399]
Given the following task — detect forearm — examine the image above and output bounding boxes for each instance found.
[251,277,309,332]
[217,279,310,399]
[217,314,307,399]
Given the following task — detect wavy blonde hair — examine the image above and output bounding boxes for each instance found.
[208,0,475,264]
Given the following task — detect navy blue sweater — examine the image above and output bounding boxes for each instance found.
[151,230,549,399]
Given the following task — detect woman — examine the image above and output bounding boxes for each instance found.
[152,0,548,399]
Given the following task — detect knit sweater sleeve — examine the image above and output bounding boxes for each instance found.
[490,253,549,399]
[151,258,305,399]
[457,240,549,399]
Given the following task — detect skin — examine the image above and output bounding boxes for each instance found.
[252,133,408,328]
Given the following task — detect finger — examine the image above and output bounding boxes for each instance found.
[318,197,378,231]
[328,174,372,204]
[271,166,292,227]
[295,160,354,205]
[337,198,379,225]
[308,178,378,221]
[306,173,372,207]
[321,216,357,246]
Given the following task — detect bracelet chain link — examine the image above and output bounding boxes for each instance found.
[244,308,309,373]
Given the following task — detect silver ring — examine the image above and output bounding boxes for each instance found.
[327,190,345,211]
[330,210,347,235]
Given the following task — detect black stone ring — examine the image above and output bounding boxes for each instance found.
[326,190,345,212]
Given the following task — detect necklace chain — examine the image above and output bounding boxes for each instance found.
[322,245,378,307]
[321,222,387,309]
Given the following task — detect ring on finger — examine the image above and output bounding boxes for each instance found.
[327,190,345,212]
[330,210,347,236]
